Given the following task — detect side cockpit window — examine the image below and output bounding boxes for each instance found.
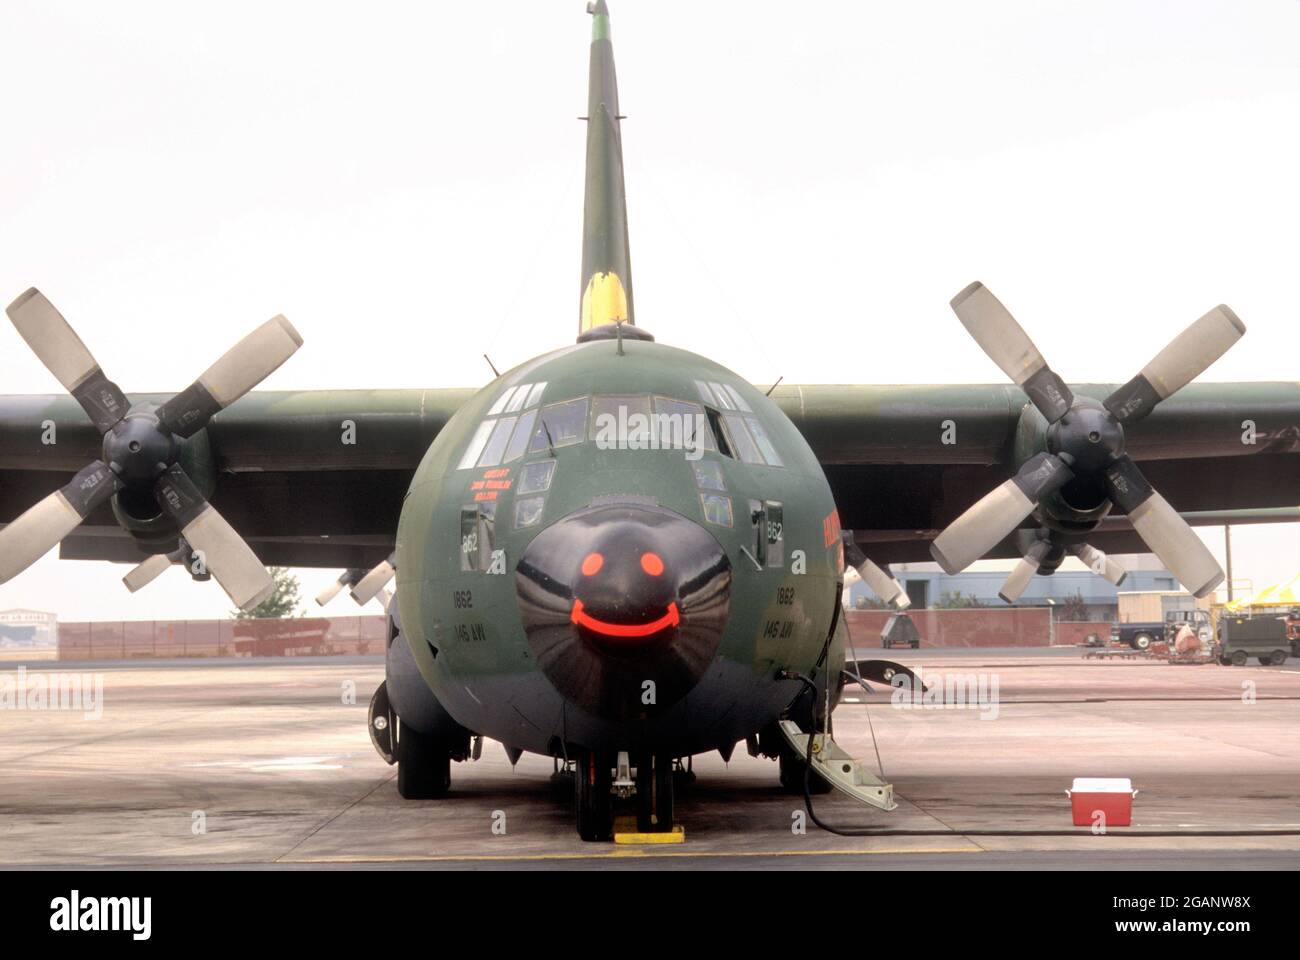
[693,379,784,468]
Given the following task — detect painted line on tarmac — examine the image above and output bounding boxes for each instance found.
[277,845,982,865]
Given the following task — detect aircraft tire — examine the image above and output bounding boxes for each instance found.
[575,751,613,842]
[397,724,452,799]
[635,753,653,832]
[653,754,675,831]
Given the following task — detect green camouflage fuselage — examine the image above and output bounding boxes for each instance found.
[395,336,844,756]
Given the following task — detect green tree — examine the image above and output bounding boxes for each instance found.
[1057,590,1090,622]
[234,567,302,619]
[935,589,984,609]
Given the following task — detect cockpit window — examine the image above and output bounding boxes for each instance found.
[654,397,715,452]
[457,420,497,470]
[476,415,518,467]
[692,459,726,491]
[700,493,733,527]
[529,398,589,453]
[487,380,547,416]
[725,383,753,412]
[744,416,783,466]
[503,409,537,463]
[524,382,547,408]
[518,459,556,494]
[708,381,735,410]
[504,386,530,414]
[720,414,764,465]
[589,395,653,444]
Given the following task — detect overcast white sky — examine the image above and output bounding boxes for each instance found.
[1,0,1296,621]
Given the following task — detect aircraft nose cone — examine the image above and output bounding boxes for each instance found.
[515,502,731,721]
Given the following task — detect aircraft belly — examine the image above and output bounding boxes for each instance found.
[431,652,791,758]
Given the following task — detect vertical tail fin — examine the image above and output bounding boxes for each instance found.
[579,1,635,335]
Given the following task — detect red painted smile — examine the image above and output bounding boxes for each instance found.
[571,598,680,639]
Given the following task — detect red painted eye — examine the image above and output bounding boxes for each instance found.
[640,552,664,576]
[581,552,604,576]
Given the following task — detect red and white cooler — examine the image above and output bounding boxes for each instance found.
[1065,777,1138,827]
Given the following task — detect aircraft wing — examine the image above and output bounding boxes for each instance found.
[771,381,1300,564]
[1,381,1296,570]
[0,389,473,568]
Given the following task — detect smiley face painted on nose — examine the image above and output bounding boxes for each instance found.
[570,550,681,640]
[515,502,731,720]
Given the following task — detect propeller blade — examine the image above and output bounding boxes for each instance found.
[1069,542,1127,587]
[1104,455,1223,598]
[156,314,303,437]
[0,461,119,583]
[351,554,396,606]
[998,541,1052,604]
[123,553,173,593]
[153,465,274,610]
[930,452,1073,574]
[6,288,129,433]
[950,281,1074,422]
[1103,305,1245,425]
[377,586,395,611]
[846,547,910,610]
[315,568,365,606]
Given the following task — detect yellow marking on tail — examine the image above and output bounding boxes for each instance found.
[581,271,629,331]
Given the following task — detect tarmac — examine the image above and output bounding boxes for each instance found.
[1,648,1298,869]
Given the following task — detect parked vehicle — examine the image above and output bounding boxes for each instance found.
[880,613,921,649]
[1218,614,1292,666]
[1110,609,1211,651]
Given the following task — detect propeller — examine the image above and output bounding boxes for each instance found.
[350,552,396,606]
[1069,542,1126,587]
[998,537,1127,604]
[843,539,910,610]
[932,282,1240,600]
[315,568,367,606]
[1,288,301,610]
[998,540,1052,604]
[122,536,209,593]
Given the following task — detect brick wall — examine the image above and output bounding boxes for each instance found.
[57,616,387,660]
[844,607,1056,647]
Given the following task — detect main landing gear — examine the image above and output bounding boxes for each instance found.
[396,723,454,799]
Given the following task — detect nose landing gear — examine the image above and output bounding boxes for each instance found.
[572,750,680,841]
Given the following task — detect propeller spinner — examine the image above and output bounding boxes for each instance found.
[1,289,302,611]
[931,282,1240,599]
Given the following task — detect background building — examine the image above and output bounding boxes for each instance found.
[847,555,1180,620]
[0,609,58,649]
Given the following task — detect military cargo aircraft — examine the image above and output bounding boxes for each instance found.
[1,3,1298,840]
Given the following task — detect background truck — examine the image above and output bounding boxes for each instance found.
[1217,614,1293,666]
[1110,609,1212,651]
